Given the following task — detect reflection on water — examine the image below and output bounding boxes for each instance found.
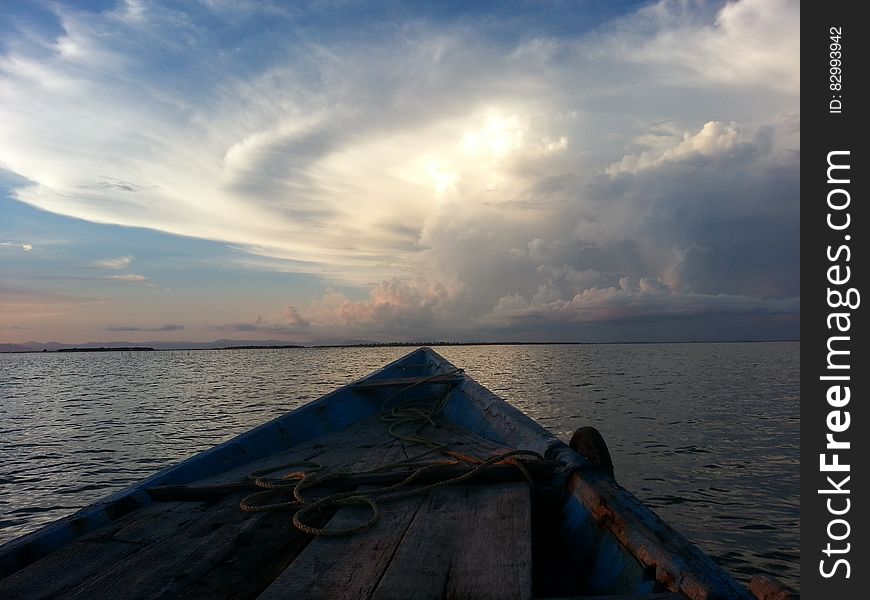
[0,342,798,590]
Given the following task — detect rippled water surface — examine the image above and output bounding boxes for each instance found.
[0,342,799,590]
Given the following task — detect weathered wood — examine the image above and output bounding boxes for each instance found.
[245,417,534,598]
[351,373,462,389]
[192,412,397,485]
[148,460,562,501]
[183,431,416,598]
[567,471,754,600]
[252,435,421,599]
[0,501,203,600]
[419,419,514,455]
[538,594,684,600]
[369,483,533,600]
[0,539,141,600]
[749,575,797,600]
[255,493,426,600]
[82,500,208,544]
[60,493,266,600]
[178,506,333,600]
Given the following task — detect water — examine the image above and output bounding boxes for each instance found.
[0,342,799,590]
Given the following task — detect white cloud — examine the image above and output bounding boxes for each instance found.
[1,242,33,251]
[606,121,746,176]
[93,255,134,269]
[605,0,799,94]
[107,274,148,282]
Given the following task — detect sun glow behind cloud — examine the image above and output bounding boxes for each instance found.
[0,0,799,342]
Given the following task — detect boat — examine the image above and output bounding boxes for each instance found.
[0,347,789,599]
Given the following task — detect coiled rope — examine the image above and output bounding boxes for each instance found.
[239,367,543,536]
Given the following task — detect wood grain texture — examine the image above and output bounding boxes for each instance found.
[352,374,463,389]
[370,483,532,600]
[0,501,203,600]
[254,441,424,600]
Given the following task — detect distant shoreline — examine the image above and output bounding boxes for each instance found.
[0,339,800,354]
[56,347,156,353]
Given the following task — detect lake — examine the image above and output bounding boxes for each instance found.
[0,342,799,590]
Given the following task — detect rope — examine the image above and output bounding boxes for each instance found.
[239,366,544,536]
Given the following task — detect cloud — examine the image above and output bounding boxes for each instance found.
[219,311,310,334]
[483,277,799,328]
[0,0,799,340]
[35,273,150,283]
[605,121,748,176]
[106,323,184,332]
[576,0,798,100]
[1,241,33,251]
[305,280,451,333]
[106,274,148,282]
[282,305,310,328]
[93,255,134,269]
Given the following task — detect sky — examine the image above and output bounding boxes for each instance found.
[0,0,800,345]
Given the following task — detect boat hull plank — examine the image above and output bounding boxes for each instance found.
[255,440,421,600]
[351,373,464,389]
[370,482,532,600]
[191,411,400,485]
[0,500,205,599]
[61,492,266,600]
[0,416,412,599]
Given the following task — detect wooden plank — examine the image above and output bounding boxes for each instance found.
[3,402,534,600]
[254,436,426,600]
[69,425,409,598]
[83,500,208,544]
[247,417,531,599]
[191,412,397,485]
[148,460,562,501]
[369,483,533,600]
[61,493,267,600]
[65,425,412,599]
[0,539,141,600]
[255,493,426,600]
[352,374,463,389]
[538,594,684,600]
[120,429,412,600]
[176,506,335,600]
[419,420,515,456]
[0,501,204,600]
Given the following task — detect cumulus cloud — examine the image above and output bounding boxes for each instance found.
[606,121,747,176]
[305,280,452,333]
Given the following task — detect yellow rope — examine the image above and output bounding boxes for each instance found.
[239,367,544,536]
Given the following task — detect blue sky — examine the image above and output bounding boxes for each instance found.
[1,0,799,344]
